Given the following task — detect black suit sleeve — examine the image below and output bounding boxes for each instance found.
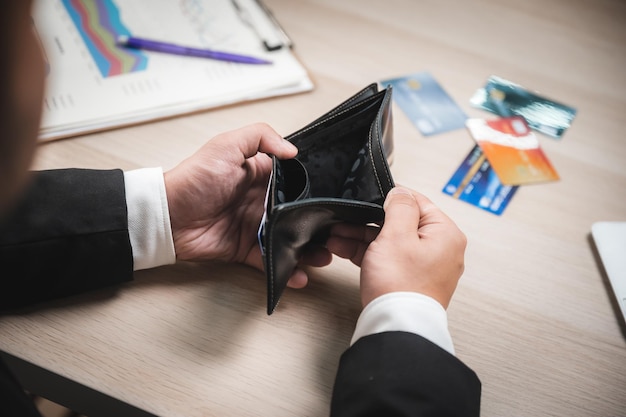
[0,358,42,417]
[330,331,481,417]
[0,169,134,311]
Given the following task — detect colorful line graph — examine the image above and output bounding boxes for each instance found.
[62,0,148,77]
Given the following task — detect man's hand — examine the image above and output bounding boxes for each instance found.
[164,123,331,288]
[326,187,466,308]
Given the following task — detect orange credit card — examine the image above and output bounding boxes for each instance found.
[465,116,559,186]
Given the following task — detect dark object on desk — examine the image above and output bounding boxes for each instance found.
[260,84,396,314]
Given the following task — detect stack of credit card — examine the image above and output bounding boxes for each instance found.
[470,75,577,139]
[381,73,576,215]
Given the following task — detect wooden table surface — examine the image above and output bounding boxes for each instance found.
[1,0,625,416]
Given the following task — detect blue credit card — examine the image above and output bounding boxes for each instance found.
[443,145,518,215]
[470,75,577,139]
[380,72,467,136]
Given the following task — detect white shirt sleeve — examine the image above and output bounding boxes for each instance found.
[124,168,176,270]
[350,291,455,355]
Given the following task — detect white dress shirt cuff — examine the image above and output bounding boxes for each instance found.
[351,292,455,355]
[124,168,176,270]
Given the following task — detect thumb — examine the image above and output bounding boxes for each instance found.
[380,186,421,237]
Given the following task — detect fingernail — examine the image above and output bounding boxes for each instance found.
[389,187,413,196]
[384,186,414,209]
[283,139,298,154]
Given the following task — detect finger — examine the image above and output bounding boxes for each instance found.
[326,236,369,266]
[286,268,309,289]
[329,223,380,243]
[299,246,333,267]
[380,186,421,237]
[224,123,297,160]
[244,246,265,272]
[412,191,454,228]
[412,192,466,247]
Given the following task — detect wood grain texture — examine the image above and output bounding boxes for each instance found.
[2,0,625,416]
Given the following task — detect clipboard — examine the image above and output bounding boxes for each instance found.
[33,0,311,142]
[232,0,293,51]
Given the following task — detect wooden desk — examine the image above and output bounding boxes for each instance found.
[1,0,625,416]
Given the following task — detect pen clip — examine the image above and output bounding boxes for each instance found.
[232,0,293,51]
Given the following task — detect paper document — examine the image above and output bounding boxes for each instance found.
[32,0,313,141]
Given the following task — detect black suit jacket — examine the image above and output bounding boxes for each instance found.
[331,331,481,417]
[0,169,133,311]
[0,169,133,417]
[0,169,481,416]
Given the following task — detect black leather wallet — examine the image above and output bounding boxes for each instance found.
[259,83,395,314]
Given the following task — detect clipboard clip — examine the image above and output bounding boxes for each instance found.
[232,0,293,51]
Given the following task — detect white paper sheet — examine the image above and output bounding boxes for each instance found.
[32,0,312,141]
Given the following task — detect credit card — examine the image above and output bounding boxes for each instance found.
[466,116,560,185]
[443,145,518,215]
[381,72,467,136]
[470,75,577,139]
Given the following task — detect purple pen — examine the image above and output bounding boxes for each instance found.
[117,36,272,65]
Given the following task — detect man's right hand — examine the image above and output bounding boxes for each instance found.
[326,186,467,309]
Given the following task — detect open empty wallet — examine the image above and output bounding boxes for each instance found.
[259,83,396,314]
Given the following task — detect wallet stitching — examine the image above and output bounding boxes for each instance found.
[369,125,384,196]
[336,84,377,110]
[289,92,385,143]
[369,91,394,195]
[311,84,377,122]
[273,199,382,211]
[266,218,277,311]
